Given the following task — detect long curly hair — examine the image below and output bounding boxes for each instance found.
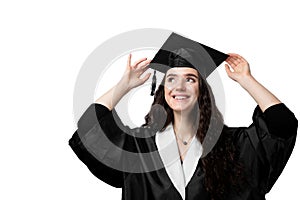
[143,71,246,200]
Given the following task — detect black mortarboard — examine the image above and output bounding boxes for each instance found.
[149,32,229,95]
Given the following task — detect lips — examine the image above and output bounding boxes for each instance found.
[172,95,190,100]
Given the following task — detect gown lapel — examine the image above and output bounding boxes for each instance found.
[155,124,203,200]
[182,135,203,186]
[155,124,186,199]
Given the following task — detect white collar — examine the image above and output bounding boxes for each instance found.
[155,124,203,199]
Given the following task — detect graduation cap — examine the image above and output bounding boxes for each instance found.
[149,32,229,95]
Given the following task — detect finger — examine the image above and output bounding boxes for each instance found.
[232,59,240,65]
[228,55,240,61]
[136,59,151,70]
[139,73,151,84]
[227,56,241,65]
[226,55,237,61]
[138,67,150,77]
[228,53,247,63]
[225,64,232,73]
[230,57,247,66]
[227,54,241,61]
[127,53,132,68]
[225,64,233,74]
[226,59,236,67]
[133,57,148,68]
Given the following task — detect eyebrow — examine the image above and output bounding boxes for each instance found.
[166,73,199,79]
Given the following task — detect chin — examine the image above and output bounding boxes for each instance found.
[169,102,197,113]
[165,95,198,113]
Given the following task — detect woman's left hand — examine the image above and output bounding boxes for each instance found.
[224,53,281,112]
[225,53,251,83]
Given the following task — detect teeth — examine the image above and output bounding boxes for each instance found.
[174,96,187,100]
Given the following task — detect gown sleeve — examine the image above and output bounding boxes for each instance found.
[233,103,298,194]
[69,103,134,188]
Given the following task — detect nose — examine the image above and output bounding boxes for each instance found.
[174,78,186,91]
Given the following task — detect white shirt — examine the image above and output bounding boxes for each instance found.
[155,124,203,200]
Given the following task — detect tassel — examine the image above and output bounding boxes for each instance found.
[150,70,157,96]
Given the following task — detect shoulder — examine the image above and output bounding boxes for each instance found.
[218,124,248,147]
[220,124,242,138]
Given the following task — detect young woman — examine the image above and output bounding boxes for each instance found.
[69,50,297,200]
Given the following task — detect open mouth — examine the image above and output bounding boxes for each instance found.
[172,95,190,100]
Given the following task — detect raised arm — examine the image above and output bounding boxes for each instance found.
[225,53,297,194]
[95,54,151,110]
[225,53,281,112]
[69,54,152,187]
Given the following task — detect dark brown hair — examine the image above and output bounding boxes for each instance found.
[143,72,245,200]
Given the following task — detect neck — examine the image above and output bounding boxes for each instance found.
[173,109,199,140]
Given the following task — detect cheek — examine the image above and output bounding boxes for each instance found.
[187,85,199,97]
[194,86,199,97]
[164,87,171,101]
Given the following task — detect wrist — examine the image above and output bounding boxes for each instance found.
[238,74,256,89]
[116,79,131,94]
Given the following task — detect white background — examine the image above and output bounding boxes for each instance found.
[1,0,299,199]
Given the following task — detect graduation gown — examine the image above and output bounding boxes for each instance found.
[69,103,297,200]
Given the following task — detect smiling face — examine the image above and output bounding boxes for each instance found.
[164,67,200,114]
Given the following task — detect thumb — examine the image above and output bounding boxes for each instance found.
[140,73,151,84]
[225,64,233,77]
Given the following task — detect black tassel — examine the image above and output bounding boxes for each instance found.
[150,70,157,96]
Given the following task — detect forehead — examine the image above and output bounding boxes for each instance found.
[166,67,198,76]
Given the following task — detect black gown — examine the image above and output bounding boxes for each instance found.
[69,103,297,200]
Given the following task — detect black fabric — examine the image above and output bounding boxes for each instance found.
[149,32,229,78]
[148,32,229,95]
[69,103,297,200]
[262,103,298,139]
[69,132,124,188]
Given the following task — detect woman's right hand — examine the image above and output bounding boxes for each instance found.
[119,54,151,92]
[95,54,151,110]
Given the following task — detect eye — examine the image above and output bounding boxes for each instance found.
[166,77,175,83]
[186,77,196,83]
